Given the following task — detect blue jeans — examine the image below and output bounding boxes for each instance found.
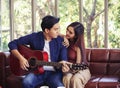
[22,71,64,88]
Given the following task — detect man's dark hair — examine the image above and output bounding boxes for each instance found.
[41,15,60,32]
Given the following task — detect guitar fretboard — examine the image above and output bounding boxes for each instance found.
[29,58,63,69]
[29,58,88,70]
[37,60,63,68]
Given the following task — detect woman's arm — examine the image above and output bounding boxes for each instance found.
[76,47,82,63]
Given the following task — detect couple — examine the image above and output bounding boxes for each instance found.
[8,15,91,88]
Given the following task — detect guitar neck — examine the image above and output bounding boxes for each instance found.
[29,58,88,71]
[36,60,63,68]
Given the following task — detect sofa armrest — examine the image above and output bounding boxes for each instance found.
[0,52,6,88]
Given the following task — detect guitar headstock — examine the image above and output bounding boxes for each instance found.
[71,63,88,70]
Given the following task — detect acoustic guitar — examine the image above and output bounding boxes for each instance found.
[10,45,88,76]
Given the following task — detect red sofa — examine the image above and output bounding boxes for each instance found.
[0,48,120,88]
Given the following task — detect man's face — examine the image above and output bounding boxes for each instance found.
[48,23,60,38]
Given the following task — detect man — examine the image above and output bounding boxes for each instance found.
[8,15,69,88]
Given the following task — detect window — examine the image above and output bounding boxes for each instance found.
[0,0,120,51]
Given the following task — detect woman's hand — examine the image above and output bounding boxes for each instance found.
[62,37,69,47]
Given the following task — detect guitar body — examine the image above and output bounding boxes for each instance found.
[10,45,48,76]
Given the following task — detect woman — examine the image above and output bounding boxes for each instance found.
[62,22,91,88]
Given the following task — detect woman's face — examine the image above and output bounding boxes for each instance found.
[66,26,75,40]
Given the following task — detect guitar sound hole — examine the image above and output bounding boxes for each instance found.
[29,58,36,67]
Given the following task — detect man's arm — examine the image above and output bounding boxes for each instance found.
[59,61,71,72]
[8,33,34,70]
[11,49,29,70]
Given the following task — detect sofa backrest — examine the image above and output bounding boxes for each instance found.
[108,49,120,75]
[86,48,120,76]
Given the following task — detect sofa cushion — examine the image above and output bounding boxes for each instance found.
[98,76,119,88]
[85,75,102,88]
